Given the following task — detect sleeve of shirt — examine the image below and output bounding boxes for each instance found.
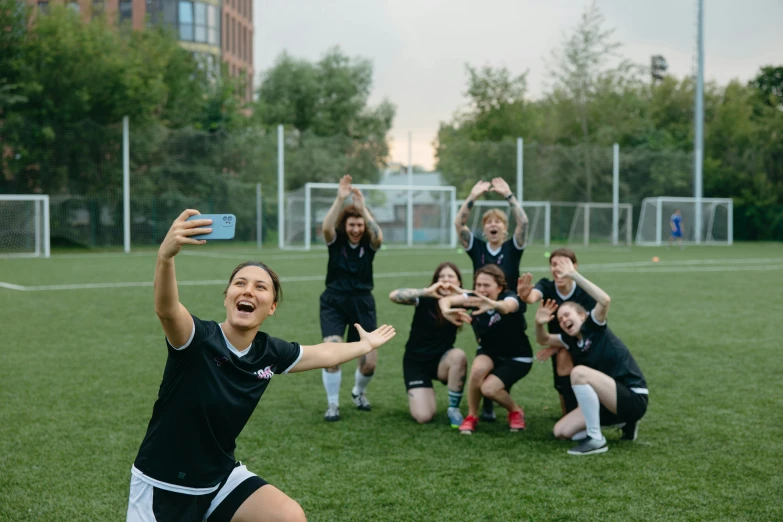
[533,278,551,299]
[501,291,525,314]
[269,337,304,374]
[327,231,343,249]
[584,309,608,332]
[166,315,210,354]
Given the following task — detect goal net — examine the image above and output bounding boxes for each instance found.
[636,197,733,246]
[453,199,551,247]
[283,183,457,250]
[550,202,633,246]
[0,195,51,258]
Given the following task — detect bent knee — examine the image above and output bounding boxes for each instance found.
[480,381,501,398]
[569,365,590,384]
[411,411,434,424]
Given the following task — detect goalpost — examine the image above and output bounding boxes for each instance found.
[550,202,633,246]
[283,183,457,250]
[453,199,551,246]
[635,197,733,246]
[0,195,51,258]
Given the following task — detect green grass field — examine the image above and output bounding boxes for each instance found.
[2,243,782,521]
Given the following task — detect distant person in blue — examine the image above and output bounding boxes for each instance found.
[668,209,684,249]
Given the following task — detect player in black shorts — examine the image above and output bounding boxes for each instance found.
[516,248,596,417]
[389,262,468,428]
[439,265,533,435]
[454,178,529,422]
[127,209,396,522]
[319,175,384,422]
[534,256,648,456]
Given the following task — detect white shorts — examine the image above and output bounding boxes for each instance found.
[126,464,267,522]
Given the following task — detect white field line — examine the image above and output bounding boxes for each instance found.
[2,257,783,292]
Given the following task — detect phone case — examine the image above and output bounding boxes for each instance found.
[186,214,236,240]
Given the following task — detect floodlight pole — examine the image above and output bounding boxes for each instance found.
[407,131,413,247]
[612,143,619,245]
[123,116,130,253]
[694,0,704,244]
[277,124,284,249]
[516,138,523,202]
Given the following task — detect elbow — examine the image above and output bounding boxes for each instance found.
[388,291,398,302]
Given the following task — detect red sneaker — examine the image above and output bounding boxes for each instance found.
[508,410,526,432]
[459,415,479,435]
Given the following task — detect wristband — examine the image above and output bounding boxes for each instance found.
[505,193,514,201]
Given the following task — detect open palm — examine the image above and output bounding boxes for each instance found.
[355,324,396,350]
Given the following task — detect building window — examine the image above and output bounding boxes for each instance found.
[119,0,132,24]
[207,5,218,45]
[67,1,80,13]
[37,1,49,14]
[178,1,193,40]
[194,2,206,42]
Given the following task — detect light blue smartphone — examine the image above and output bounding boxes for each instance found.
[186,214,236,240]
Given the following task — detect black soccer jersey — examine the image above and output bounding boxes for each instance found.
[559,311,647,392]
[469,290,530,359]
[325,231,376,293]
[466,234,525,287]
[404,297,458,361]
[533,278,597,334]
[133,315,302,491]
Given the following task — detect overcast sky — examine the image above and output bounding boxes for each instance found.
[253,0,783,170]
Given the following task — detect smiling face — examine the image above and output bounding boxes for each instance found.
[345,216,366,245]
[557,302,587,337]
[223,266,278,330]
[435,265,460,296]
[482,211,508,246]
[474,273,502,300]
[550,255,577,287]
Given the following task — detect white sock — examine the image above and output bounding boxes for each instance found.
[571,430,588,441]
[352,368,373,396]
[572,384,605,442]
[322,369,341,406]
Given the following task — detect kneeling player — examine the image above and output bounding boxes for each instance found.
[533,256,648,455]
[389,262,468,428]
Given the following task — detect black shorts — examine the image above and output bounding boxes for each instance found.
[319,290,377,341]
[599,382,649,425]
[403,352,448,390]
[476,350,533,391]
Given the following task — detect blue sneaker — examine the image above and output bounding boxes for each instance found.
[447,407,464,429]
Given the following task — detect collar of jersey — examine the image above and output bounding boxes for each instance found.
[218,323,253,358]
[556,282,576,301]
[486,243,502,256]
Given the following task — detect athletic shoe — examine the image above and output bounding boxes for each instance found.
[480,400,496,422]
[620,420,639,441]
[508,410,526,432]
[459,415,478,435]
[447,407,464,429]
[351,392,372,411]
[567,436,608,455]
[324,403,340,422]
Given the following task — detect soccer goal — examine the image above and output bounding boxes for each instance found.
[0,195,51,258]
[453,199,551,247]
[635,197,733,246]
[283,183,457,250]
[549,202,633,246]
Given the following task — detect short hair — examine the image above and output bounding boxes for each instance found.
[224,261,282,304]
[558,301,587,316]
[336,204,370,242]
[549,248,578,266]
[473,264,507,292]
[481,209,508,228]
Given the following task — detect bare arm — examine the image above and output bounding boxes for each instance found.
[454,180,490,249]
[389,282,443,305]
[322,175,352,244]
[289,325,396,373]
[516,273,543,304]
[155,209,213,347]
[491,177,528,248]
[351,188,383,249]
[534,300,564,347]
[471,293,520,316]
[554,258,611,324]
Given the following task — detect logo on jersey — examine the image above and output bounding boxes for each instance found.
[576,338,592,352]
[255,365,274,380]
[497,254,504,265]
[214,356,228,367]
[488,312,501,327]
[359,246,365,258]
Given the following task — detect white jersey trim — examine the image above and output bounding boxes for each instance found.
[219,324,252,358]
[325,235,337,246]
[556,334,568,348]
[486,243,502,256]
[511,356,534,363]
[556,282,577,301]
[167,319,196,351]
[530,288,544,301]
[131,465,220,495]
[590,309,607,326]
[630,387,649,395]
[465,232,474,252]
[281,345,303,375]
[512,235,526,250]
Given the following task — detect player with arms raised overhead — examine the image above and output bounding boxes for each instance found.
[389,262,468,428]
[454,177,529,422]
[534,256,648,455]
[319,175,384,422]
[128,209,396,522]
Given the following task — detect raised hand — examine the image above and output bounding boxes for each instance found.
[553,257,577,279]
[351,187,366,211]
[355,324,396,350]
[469,180,491,200]
[442,308,472,326]
[470,293,498,316]
[517,273,533,300]
[158,209,212,260]
[423,281,446,298]
[535,299,559,325]
[490,177,512,198]
[442,282,468,296]
[338,174,353,199]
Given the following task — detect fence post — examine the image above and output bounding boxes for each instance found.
[256,183,262,249]
[407,131,413,247]
[612,143,619,246]
[517,137,523,202]
[277,125,284,250]
[123,116,130,253]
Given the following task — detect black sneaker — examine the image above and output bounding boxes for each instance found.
[567,436,608,455]
[480,399,496,422]
[620,420,639,441]
[352,392,372,411]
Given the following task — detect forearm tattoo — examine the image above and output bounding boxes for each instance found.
[366,216,381,242]
[457,204,471,227]
[510,198,529,246]
[391,288,423,304]
[459,229,472,248]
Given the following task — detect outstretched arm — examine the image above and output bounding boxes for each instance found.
[389,282,445,305]
[155,209,213,347]
[454,180,491,249]
[516,273,542,304]
[469,293,520,316]
[290,325,396,372]
[553,258,611,323]
[491,177,528,248]
[352,188,383,249]
[322,175,352,244]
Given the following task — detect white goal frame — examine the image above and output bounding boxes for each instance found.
[0,195,51,258]
[453,199,551,246]
[635,196,733,246]
[286,182,458,250]
[551,202,633,246]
